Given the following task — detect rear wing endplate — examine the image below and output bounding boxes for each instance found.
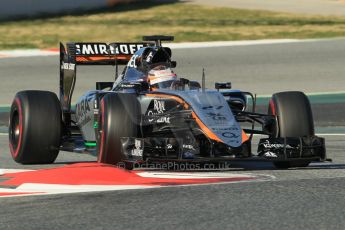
[59,42,151,125]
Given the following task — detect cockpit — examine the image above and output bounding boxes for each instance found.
[148,64,177,90]
[112,39,201,92]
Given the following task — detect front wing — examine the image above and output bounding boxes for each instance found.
[120,135,326,163]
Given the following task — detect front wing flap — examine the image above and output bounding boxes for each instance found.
[257,136,326,161]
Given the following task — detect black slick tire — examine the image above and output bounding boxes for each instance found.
[268,91,314,169]
[97,93,140,165]
[8,90,62,164]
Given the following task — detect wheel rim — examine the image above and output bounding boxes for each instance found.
[9,110,20,151]
[9,98,23,158]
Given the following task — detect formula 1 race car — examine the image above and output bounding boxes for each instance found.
[8,35,327,169]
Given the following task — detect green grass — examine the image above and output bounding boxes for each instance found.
[2,2,345,49]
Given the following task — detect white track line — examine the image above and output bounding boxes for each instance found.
[0,178,265,198]
[0,38,331,58]
[0,169,34,175]
[0,171,269,198]
[17,183,154,193]
[0,184,156,198]
[137,171,255,179]
[0,49,58,58]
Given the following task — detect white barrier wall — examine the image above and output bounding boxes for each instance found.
[0,0,137,20]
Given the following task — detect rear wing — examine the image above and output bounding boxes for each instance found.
[59,42,151,121]
[61,42,151,65]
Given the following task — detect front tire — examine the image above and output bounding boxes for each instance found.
[268,91,314,169]
[9,90,62,164]
[97,93,140,165]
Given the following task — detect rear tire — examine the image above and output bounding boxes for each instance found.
[8,90,62,164]
[268,91,314,169]
[97,93,140,165]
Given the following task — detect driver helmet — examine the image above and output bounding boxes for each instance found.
[148,65,177,90]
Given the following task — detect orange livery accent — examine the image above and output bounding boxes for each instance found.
[146,93,222,142]
[241,130,249,143]
[76,55,131,63]
[269,99,276,115]
[191,112,224,143]
[146,93,249,144]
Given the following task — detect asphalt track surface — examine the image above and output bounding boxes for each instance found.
[0,39,345,229]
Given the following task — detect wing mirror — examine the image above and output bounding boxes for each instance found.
[215,82,231,90]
